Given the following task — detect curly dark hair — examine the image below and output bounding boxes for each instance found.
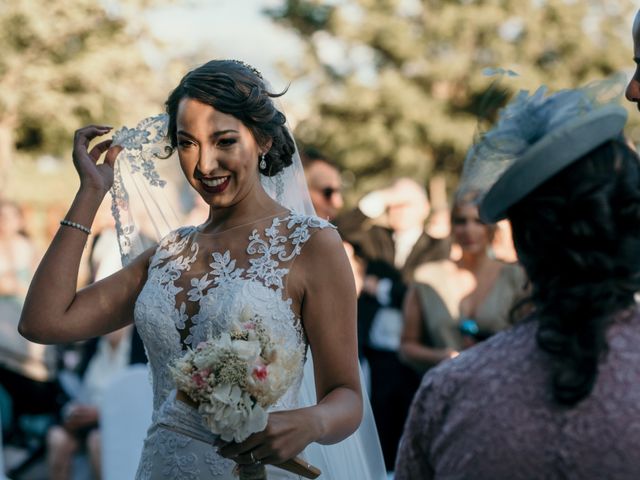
[508,139,640,406]
[165,59,295,177]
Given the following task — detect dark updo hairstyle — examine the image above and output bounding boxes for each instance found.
[508,140,640,406]
[165,59,295,177]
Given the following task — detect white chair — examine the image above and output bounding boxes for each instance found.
[99,365,153,480]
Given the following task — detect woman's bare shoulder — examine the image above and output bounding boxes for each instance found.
[497,261,527,286]
[296,223,343,266]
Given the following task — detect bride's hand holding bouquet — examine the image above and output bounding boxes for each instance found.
[217,407,322,479]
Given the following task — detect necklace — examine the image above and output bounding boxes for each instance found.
[195,210,289,236]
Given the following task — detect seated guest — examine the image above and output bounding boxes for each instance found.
[47,326,146,480]
[47,227,147,480]
[0,199,60,446]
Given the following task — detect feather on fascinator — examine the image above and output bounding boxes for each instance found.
[459,74,629,222]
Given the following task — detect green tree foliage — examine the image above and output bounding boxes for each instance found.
[269,0,635,194]
[0,0,169,187]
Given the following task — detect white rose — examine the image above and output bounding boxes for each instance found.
[217,332,232,348]
[231,339,261,363]
[211,383,241,406]
[193,348,220,370]
[201,387,267,442]
[235,401,268,442]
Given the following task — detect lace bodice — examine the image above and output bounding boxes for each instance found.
[134,212,332,415]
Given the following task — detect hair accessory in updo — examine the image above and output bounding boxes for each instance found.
[228,59,264,80]
[460,74,628,223]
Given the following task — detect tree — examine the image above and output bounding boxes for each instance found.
[0,0,169,189]
[269,0,635,196]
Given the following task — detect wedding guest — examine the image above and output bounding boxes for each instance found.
[396,82,640,479]
[47,226,147,480]
[47,326,146,480]
[301,147,344,221]
[339,178,449,283]
[300,149,369,342]
[625,9,640,110]
[0,199,35,300]
[0,199,59,440]
[337,178,450,470]
[401,192,527,373]
[491,219,518,263]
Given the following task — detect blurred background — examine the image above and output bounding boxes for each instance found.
[2,0,638,248]
[0,1,638,478]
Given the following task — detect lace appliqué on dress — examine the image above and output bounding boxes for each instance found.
[137,428,204,480]
[184,214,331,350]
[134,213,333,479]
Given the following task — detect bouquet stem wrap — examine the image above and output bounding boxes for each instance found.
[238,464,267,480]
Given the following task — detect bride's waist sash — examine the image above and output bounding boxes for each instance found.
[155,390,217,444]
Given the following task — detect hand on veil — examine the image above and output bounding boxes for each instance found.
[72,125,122,194]
[218,408,319,466]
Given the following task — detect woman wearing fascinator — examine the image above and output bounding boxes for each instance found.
[395,78,640,479]
[19,60,386,479]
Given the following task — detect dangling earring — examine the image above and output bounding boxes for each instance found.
[259,154,267,171]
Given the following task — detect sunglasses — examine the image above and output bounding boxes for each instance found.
[320,187,341,200]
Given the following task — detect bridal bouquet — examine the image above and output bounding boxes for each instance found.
[170,309,319,479]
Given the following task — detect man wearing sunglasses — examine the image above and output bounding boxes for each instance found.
[301,148,344,221]
[336,178,450,471]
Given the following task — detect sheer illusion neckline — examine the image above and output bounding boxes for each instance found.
[193,210,291,236]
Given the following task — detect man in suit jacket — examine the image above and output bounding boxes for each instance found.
[336,178,450,471]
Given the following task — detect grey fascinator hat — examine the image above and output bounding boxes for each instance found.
[459,75,628,222]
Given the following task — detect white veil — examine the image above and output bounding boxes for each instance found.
[109,113,317,264]
[110,111,386,479]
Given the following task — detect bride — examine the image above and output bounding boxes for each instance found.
[19,60,385,479]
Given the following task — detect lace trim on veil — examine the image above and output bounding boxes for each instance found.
[111,114,315,267]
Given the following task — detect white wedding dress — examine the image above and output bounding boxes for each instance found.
[111,113,386,480]
[133,212,375,479]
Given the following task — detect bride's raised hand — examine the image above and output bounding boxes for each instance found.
[72,124,122,194]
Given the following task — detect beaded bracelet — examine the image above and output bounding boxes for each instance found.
[60,219,91,235]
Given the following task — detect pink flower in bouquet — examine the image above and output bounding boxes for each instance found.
[171,313,304,442]
[192,368,212,388]
[253,364,268,381]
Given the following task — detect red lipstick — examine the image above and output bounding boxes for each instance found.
[200,176,230,194]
